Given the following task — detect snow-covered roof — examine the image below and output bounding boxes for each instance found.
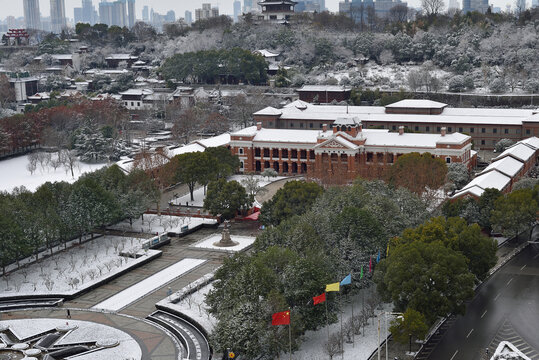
[334,117,361,126]
[491,341,532,360]
[493,143,536,162]
[119,88,154,96]
[452,185,486,199]
[254,49,280,58]
[233,126,323,143]
[479,156,524,178]
[254,106,283,116]
[168,143,206,157]
[28,92,50,99]
[105,54,138,60]
[460,170,511,193]
[196,133,231,148]
[364,131,468,148]
[85,68,130,75]
[297,85,352,92]
[263,101,537,126]
[34,54,73,61]
[517,136,539,149]
[385,99,447,109]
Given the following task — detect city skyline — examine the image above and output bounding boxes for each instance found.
[1,0,528,22]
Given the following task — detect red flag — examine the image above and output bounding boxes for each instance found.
[313,293,326,305]
[369,256,372,273]
[272,310,290,326]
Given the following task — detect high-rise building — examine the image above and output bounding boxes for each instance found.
[243,0,255,12]
[533,0,538,8]
[127,0,136,27]
[74,7,83,24]
[165,10,176,22]
[23,0,41,30]
[50,0,67,33]
[234,0,242,21]
[515,0,526,11]
[195,3,220,21]
[82,0,94,24]
[99,0,129,27]
[142,6,149,21]
[463,0,489,13]
[184,10,192,24]
[99,2,114,25]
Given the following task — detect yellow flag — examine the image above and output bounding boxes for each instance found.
[325,282,340,292]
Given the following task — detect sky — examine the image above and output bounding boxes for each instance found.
[0,0,517,21]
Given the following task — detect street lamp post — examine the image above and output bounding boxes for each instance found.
[409,333,412,354]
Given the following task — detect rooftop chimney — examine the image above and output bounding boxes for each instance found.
[322,124,328,132]
[441,127,446,137]
[257,122,262,131]
[398,126,404,135]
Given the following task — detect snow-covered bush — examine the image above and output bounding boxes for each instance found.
[494,138,514,153]
[489,78,507,94]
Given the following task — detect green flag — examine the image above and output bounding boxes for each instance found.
[360,265,363,279]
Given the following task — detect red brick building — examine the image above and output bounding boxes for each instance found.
[230,119,474,184]
[254,99,539,150]
[452,137,539,199]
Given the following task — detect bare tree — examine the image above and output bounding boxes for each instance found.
[422,0,445,16]
[59,149,79,177]
[388,4,409,23]
[324,332,343,360]
[0,74,15,107]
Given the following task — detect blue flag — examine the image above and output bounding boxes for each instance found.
[376,250,381,263]
[340,273,352,286]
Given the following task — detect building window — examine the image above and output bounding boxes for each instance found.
[448,127,452,132]
[526,129,531,135]
[263,148,269,157]
[240,161,244,169]
[387,154,394,163]
[320,124,323,128]
[376,153,384,163]
[459,127,463,132]
[272,148,279,158]
[282,149,288,158]
[137,102,140,106]
[493,128,497,134]
[505,129,508,134]
[309,150,315,159]
[470,128,474,133]
[300,123,304,128]
[481,140,485,145]
[255,148,261,157]
[426,126,430,132]
[392,125,396,131]
[269,122,273,127]
[290,123,294,128]
[482,128,486,133]
[131,102,134,106]
[437,127,441,132]
[310,123,313,128]
[367,152,374,162]
[415,126,419,131]
[446,157,451,164]
[239,148,244,155]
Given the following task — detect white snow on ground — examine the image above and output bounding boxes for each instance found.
[0,153,108,192]
[92,258,207,312]
[107,214,217,234]
[0,235,159,298]
[161,282,217,332]
[294,289,394,360]
[169,174,288,207]
[190,234,256,252]
[0,318,142,360]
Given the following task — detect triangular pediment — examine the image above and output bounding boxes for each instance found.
[315,136,358,150]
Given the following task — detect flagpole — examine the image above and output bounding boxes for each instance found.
[325,292,330,344]
[288,308,292,360]
[340,290,343,360]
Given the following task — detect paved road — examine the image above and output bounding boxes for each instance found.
[426,244,539,360]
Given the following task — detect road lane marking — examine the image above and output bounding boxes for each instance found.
[466,329,474,338]
[507,278,513,285]
[450,350,459,360]
[481,310,487,318]
[495,292,501,301]
[520,264,527,271]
